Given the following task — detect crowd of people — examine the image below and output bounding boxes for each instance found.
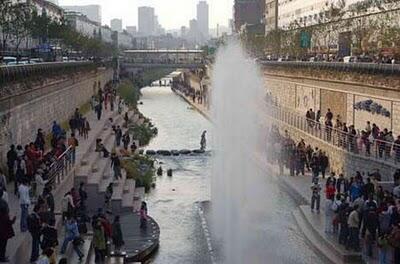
[304,108,400,161]
[267,125,400,263]
[0,80,151,263]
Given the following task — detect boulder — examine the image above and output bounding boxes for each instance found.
[192,149,205,154]
[146,150,156,155]
[179,149,191,155]
[171,150,180,156]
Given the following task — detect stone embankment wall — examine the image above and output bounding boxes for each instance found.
[264,69,400,180]
[0,68,113,164]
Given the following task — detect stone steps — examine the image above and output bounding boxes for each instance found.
[121,179,136,212]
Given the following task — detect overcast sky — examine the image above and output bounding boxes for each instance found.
[59,0,233,30]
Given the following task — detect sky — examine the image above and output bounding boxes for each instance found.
[59,0,233,30]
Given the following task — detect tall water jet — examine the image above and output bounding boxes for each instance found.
[210,42,276,263]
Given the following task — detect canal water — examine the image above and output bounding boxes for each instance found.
[138,85,325,264]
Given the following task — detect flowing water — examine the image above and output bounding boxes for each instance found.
[138,70,325,263]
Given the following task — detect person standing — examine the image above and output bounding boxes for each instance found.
[319,152,329,179]
[6,145,17,190]
[200,131,207,151]
[115,126,122,147]
[78,183,88,210]
[93,220,106,263]
[18,179,30,232]
[310,180,321,213]
[105,184,113,212]
[14,156,27,195]
[28,205,42,262]
[140,201,148,229]
[95,102,102,121]
[83,118,91,140]
[68,133,79,164]
[0,199,15,263]
[325,196,334,233]
[111,153,122,181]
[112,216,124,253]
[347,205,360,251]
[122,131,130,150]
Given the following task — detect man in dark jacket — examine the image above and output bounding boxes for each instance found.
[319,152,329,179]
[28,205,42,262]
[6,145,17,184]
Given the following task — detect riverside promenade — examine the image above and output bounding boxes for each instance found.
[172,86,393,264]
[5,96,160,263]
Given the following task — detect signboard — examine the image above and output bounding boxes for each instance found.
[300,31,311,48]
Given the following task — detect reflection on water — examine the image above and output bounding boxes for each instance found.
[138,86,324,264]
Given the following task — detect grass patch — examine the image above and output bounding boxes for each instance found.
[121,154,155,192]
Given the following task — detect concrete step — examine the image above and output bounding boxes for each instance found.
[297,205,362,263]
[293,209,344,264]
[121,179,136,212]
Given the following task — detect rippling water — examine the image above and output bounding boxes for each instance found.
[138,85,325,264]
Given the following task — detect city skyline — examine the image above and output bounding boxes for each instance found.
[58,0,233,30]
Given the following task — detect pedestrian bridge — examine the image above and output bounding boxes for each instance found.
[121,49,206,69]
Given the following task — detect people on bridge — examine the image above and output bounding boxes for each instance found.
[200,131,207,151]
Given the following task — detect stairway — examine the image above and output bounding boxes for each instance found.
[74,110,146,215]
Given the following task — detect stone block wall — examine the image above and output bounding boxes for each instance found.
[0,68,113,164]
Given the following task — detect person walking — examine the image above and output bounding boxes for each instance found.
[35,170,48,198]
[93,220,106,263]
[83,118,91,140]
[14,156,27,195]
[27,205,42,262]
[112,216,124,253]
[78,182,88,210]
[18,179,30,232]
[95,102,102,121]
[34,129,46,152]
[60,216,83,260]
[111,153,122,181]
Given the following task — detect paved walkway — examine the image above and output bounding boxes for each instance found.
[6,106,116,263]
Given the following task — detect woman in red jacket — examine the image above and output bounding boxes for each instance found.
[325,181,336,200]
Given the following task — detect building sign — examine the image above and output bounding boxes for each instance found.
[300,31,311,48]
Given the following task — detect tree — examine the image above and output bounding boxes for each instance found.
[0,0,13,54]
[9,3,33,57]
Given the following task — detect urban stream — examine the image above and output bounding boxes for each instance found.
[138,84,326,264]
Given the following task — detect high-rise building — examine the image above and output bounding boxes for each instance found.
[265,0,278,33]
[138,6,155,36]
[111,18,123,32]
[126,26,137,36]
[62,5,102,24]
[233,0,265,32]
[197,1,209,40]
[189,19,200,43]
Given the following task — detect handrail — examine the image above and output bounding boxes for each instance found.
[47,146,75,187]
[260,61,400,75]
[267,102,400,166]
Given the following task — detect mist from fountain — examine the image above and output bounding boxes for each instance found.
[210,42,280,264]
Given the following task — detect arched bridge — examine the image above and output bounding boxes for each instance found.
[121,49,206,69]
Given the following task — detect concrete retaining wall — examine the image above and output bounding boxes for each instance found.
[0,68,114,164]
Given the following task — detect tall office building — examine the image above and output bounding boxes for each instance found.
[233,0,264,32]
[196,1,209,40]
[111,18,123,32]
[62,5,102,24]
[138,6,155,36]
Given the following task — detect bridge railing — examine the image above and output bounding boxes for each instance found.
[268,102,400,165]
[47,146,75,188]
[260,61,400,75]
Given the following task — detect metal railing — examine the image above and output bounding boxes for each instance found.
[260,61,400,75]
[269,104,400,166]
[47,146,75,188]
